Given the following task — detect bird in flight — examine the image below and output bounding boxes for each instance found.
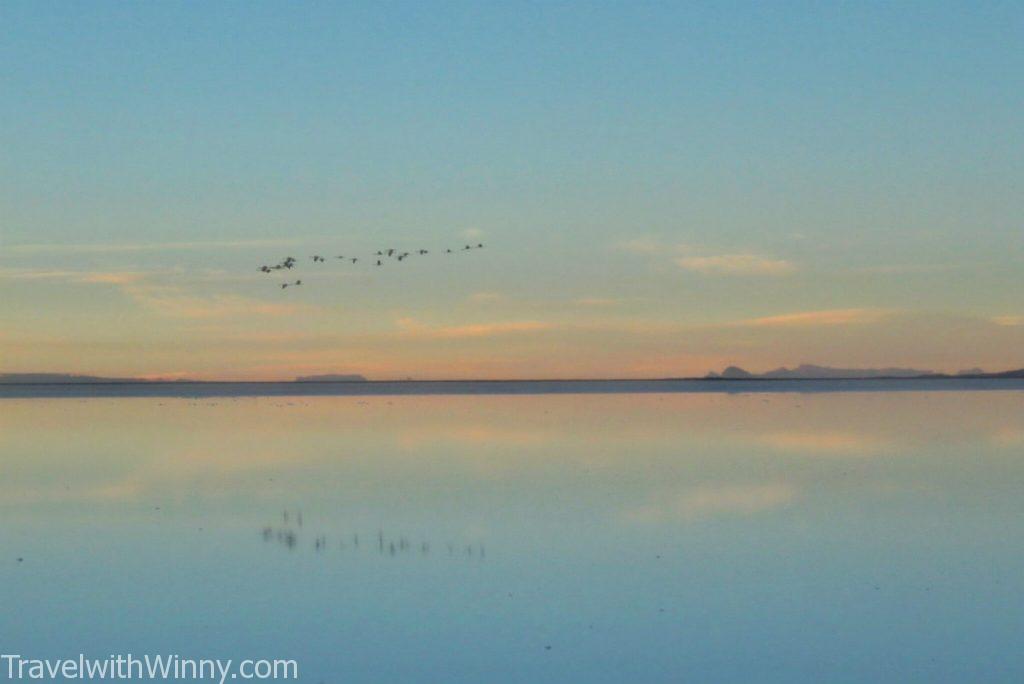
[261,240,490,291]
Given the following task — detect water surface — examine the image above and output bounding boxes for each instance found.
[2,392,1022,682]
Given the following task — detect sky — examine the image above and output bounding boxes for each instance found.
[1,1,1022,380]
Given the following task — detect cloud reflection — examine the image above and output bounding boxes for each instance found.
[625,483,798,524]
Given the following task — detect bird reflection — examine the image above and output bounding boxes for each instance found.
[260,512,487,563]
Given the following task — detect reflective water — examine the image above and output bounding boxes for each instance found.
[2,392,1022,682]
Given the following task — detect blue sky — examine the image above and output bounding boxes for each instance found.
[1,1,1022,378]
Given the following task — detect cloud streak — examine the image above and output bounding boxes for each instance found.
[3,238,298,255]
[396,317,555,339]
[737,308,891,328]
[676,253,796,276]
[131,289,313,319]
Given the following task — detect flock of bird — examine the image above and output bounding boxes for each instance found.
[262,510,487,560]
[258,243,486,289]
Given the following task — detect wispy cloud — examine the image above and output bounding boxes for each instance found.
[992,315,1024,326]
[461,228,485,240]
[0,269,149,284]
[396,317,554,339]
[79,272,148,285]
[676,253,796,276]
[133,290,313,319]
[737,308,891,328]
[615,239,797,276]
[0,266,307,319]
[3,238,298,255]
[468,291,503,303]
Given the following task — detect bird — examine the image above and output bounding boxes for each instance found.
[261,240,489,290]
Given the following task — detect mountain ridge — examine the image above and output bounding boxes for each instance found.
[706,364,1024,380]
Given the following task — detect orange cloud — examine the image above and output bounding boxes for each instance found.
[739,308,890,328]
[79,272,147,285]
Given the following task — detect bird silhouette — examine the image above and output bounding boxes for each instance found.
[262,241,489,290]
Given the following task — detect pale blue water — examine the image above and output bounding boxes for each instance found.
[2,390,1022,682]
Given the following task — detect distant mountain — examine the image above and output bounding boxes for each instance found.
[763,364,933,379]
[294,374,368,382]
[956,368,1024,379]
[706,364,1024,380]
[707,364,933,379]
[716,366,755,379]
[0,373,151,384]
